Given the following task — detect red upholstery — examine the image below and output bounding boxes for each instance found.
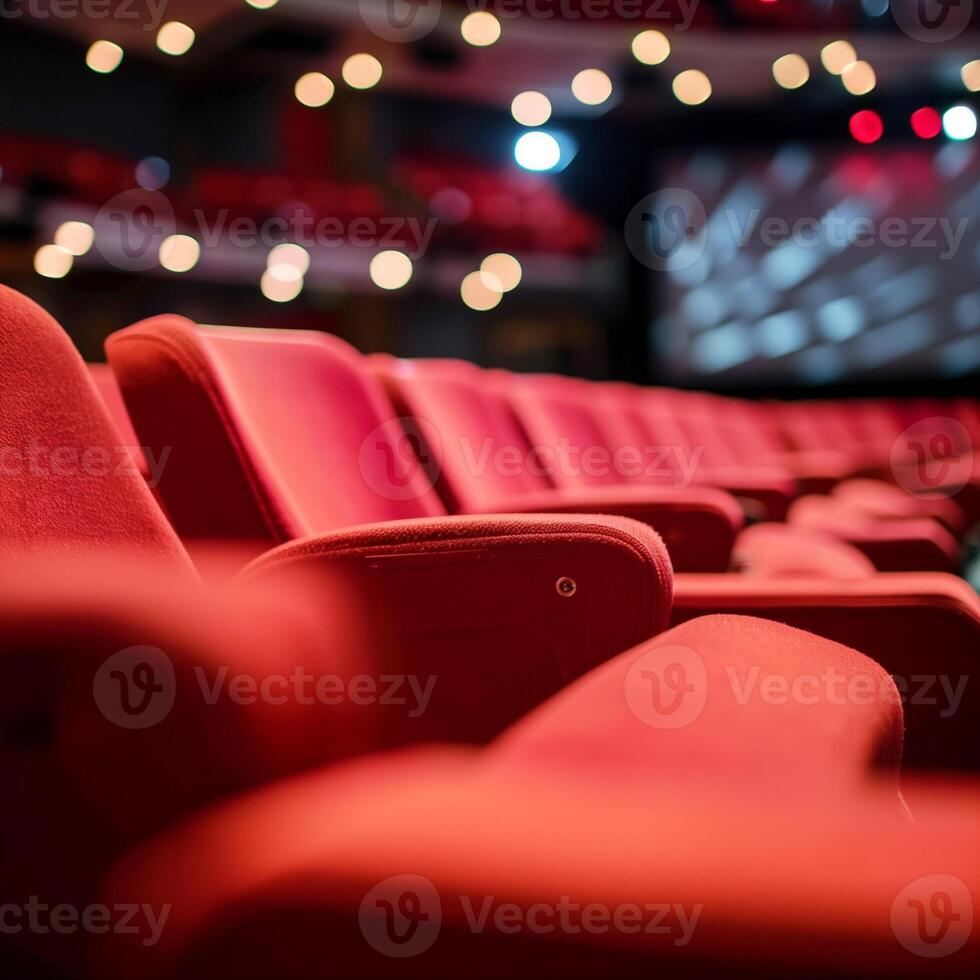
[374,358,743,572]
[92,618,960,980]
[672,573,980,770]
[788,494,961,573]
[107,319,445,542]
[0,555,366,972]
[833,478,966,534]
[491,616,903,797]
[87,362,149,478]
[505,374,798,521]
[239,513,675,741]
[733,522,877,579]
[0,287,190,571]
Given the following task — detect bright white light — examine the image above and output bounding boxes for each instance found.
[369,250,413,290]
[571,69,612,106]
[261,266,304,302]
[514,131,561,172]
[631,30,670,66]
[461,271,502,311]
[157,22,195,57]
[268,243,310,275]
[481,253,522,292]
[943,105,977,141]
[159,235,201,273]
[295,72,334,107]
[86,40,123,74]
[511,91,552,127]
[460,11,501,47]
[54,221,94,256]
[34,245,73,279]
[245,0,279,8]
[342,53,382,89]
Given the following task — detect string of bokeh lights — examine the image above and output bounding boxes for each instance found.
[46,3,980,308]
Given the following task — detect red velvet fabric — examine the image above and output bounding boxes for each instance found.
[374,360,742,572]
[107,319,445,542]
[91,621,976,979]
[733,522,877,579]
[240,513,674,741]
[788,494,961,573]
[0,287,189,571]
[87,362,149,478]
[672,573,980,770]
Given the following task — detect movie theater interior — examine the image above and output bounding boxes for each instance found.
[2,0,979,976]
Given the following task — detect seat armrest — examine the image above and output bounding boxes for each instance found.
[238,514,674,743]
[460,485,742,573]
[672,573,980,772]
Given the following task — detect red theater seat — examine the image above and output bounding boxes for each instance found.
[87,362,150,479]
[374,357,743,572]
[500,372,798,521]
[732,522,877,579]
[832,478,967,534]
[672,573,980,770]
[788,494,961,573]
[0,287,676,972]
[93,620,978,980]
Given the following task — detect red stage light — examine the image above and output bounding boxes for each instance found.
[849,110,883,144]
[910,107,942,139]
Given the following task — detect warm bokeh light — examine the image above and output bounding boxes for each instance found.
[54,221,94,256]
[631,30,670,66]
[511,91,552,127]
[820,40,857,76]
[268,243,310,275]
[480,253,522,293]
[849,109,883,144]
[910,107,942,140]
[461,271,503,311]
[772,54,809,90]
[943,105,977,141]
[342,53,383,89]
[571,69,613,106]
[295,72,335,107]
[244,0,280,8]
[159,235,201,273]
[157,22,196,57]
[460,11,501,47]
[672,69,712,106]
[841,60,876,96]
[369,250,413,290]
[962,60,980,93]
[86,41,123,74]
[261,265,304,302]
[34,244,73,279]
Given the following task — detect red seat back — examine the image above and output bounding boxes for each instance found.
[0,287,189,570]
[107,319,446,542]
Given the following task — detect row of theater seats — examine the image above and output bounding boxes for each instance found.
[2,284,978,978]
